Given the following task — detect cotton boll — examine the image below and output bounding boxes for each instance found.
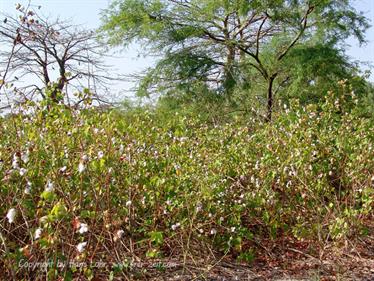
[6,208,16,224]
[45,180,54,192]
[78,223,89,234]
[34,228,42,239]
[19,168,27,176]
[114,229,125,242]
[78,162,85,173]
[21,152,29,164]
[76,242,87,253]
[12,154,19,169]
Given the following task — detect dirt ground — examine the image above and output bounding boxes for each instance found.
[118,234,374,281]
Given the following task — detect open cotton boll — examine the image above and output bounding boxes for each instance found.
[6,208,16,224]
[78,223,89,234]
[45,180,54,192]
[21,152,29,163]
[78,162,85,173]
[19,168,27,176]
[114,229,125,242]
[34,228,42,239]
[77,242,87,253]
[24,182,32,194]
[12,154,19,169]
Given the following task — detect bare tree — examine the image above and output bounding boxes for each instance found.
[0,2,118,107]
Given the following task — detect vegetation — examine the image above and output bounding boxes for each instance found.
[0,0,373,280]
[100,0,369,121]
[0,81,373,279]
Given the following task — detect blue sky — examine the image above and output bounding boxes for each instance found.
[0,0,373,98]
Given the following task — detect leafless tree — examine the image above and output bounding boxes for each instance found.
[0,2,119,107]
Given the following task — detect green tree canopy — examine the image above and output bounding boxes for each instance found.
[100,0,369,121]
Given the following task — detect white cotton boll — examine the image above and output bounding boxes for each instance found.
[119,144,124,154]
[19,168,27,176]
[24,182,32,194]
[45,180,54,192]
[210,228,217,235]
[60,166,67,173]
[125,200,132,207]
[12,155,19,169]
[195,202,202,213]
[64,148,69,158]
[78,223,89,234]
[250,176,255,184]
[116,229,125,238]
[82,155,88,162]
[171,222,180,231]
[98,151,104,159]
[76,242,87,253]
[6,208,16,224]
[78,162,85,173]
[34,228,42,239]
[255,161,259,170]
[114,229,125,242]
[21,152,29,164]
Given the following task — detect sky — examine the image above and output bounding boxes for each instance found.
[0,0,373,102]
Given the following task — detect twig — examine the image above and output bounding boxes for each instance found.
[288,247,321,263]
[0,230,16,280]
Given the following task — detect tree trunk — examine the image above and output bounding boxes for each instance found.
[224,46,236,93]
[50,63,66,103]
[266,74,277,122]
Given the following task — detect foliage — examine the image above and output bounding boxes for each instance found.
[99,0,369,120]
[0,81,373,279]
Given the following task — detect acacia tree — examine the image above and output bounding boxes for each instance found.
[100,0,368,121]
[0,3,116,106]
